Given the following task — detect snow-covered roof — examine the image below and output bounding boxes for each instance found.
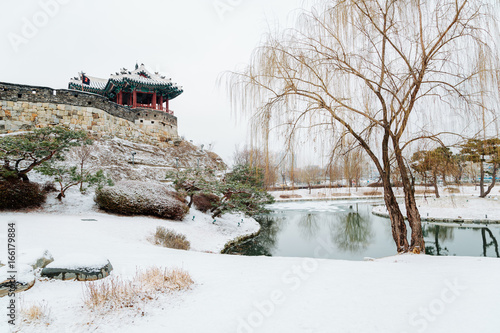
[68,64,183,100]
[69,75,108,93]
[110,64,175,86]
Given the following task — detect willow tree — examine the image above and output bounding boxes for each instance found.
[228,0,499,253]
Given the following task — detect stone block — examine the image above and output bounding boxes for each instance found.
[41,253,113,281]
[0,265,35,297]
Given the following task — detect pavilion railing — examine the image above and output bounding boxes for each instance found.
[134,103,174,115]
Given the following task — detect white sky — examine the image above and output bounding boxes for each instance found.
[0,0,310,164]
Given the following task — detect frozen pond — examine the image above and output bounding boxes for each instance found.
[225,200,500,260]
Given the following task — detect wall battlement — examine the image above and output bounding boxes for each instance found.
[0,82,178,145]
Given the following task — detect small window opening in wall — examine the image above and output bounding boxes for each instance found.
[73,94,78,98]
[32,90,36,94]
[17,94,22,98]
[87,101,92,105]
[154,115,156,117]
[151,121,154,124]
[140,120,143,123]
[137,113,140,116]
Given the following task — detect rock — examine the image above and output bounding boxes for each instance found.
[0,264,36,297]
[19,248,54,269]
[41,253,113,281]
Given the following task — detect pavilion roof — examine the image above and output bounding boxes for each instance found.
[68,64,183,100]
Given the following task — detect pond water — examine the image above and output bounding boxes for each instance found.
[225,200,500,260]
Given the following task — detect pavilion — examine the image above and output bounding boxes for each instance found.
[68,64,183,114]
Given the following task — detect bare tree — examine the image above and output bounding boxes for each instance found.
[296,165,323,193]
[228,0,499,253]
[233,145,278,188]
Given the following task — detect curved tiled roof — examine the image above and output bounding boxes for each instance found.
[68,64,183,100]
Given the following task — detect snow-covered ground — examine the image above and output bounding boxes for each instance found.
[1,187,499,332]
[373,196,500,223]
[270,185,487,201]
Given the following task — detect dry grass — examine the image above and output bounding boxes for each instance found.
[414,190,434,195]
[151,226,190,250]
[330,192,352,197]
[83,267,194,311]
[444,187,460,193]
[363,191,382,196]
[20,302,51,325]
[279,194,303,199]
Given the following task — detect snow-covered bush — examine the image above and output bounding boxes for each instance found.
[151,226,190,250]
[193,193,219,213]
[94,181,189,220]
[0,181,46,210]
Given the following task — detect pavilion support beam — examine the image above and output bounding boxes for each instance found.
[166,99,169,112]
[152,92,157,110]
[133,90,137,108]
[159,95,163,111]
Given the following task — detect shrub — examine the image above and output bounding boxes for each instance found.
[94,181,189,220]
[0,181,46,210]
[193,193,219,213]
[83,267,193,311]
[151,226,190,250]
[42,181,57,193]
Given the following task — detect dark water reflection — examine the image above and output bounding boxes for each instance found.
[226,200,500,260]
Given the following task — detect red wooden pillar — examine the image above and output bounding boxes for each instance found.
[158,95,163,111]
[117,92,123,105]
[133,90,137,108]
[166,98,169,112]
[152,92,157,110]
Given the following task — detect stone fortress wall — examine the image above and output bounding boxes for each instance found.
[0,82,179,145]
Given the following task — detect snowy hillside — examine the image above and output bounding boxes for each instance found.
[62,137,226,183]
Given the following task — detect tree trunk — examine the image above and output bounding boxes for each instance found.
[19,173,30,183]
[433,173,440,199]
[480,163,497,198]
[382,175,409,253]
[393,148,425,253]
[479,160,485,197]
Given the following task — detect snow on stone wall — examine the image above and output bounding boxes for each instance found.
[0,82,178,146]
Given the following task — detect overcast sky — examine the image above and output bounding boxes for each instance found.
[0,0,311,164]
